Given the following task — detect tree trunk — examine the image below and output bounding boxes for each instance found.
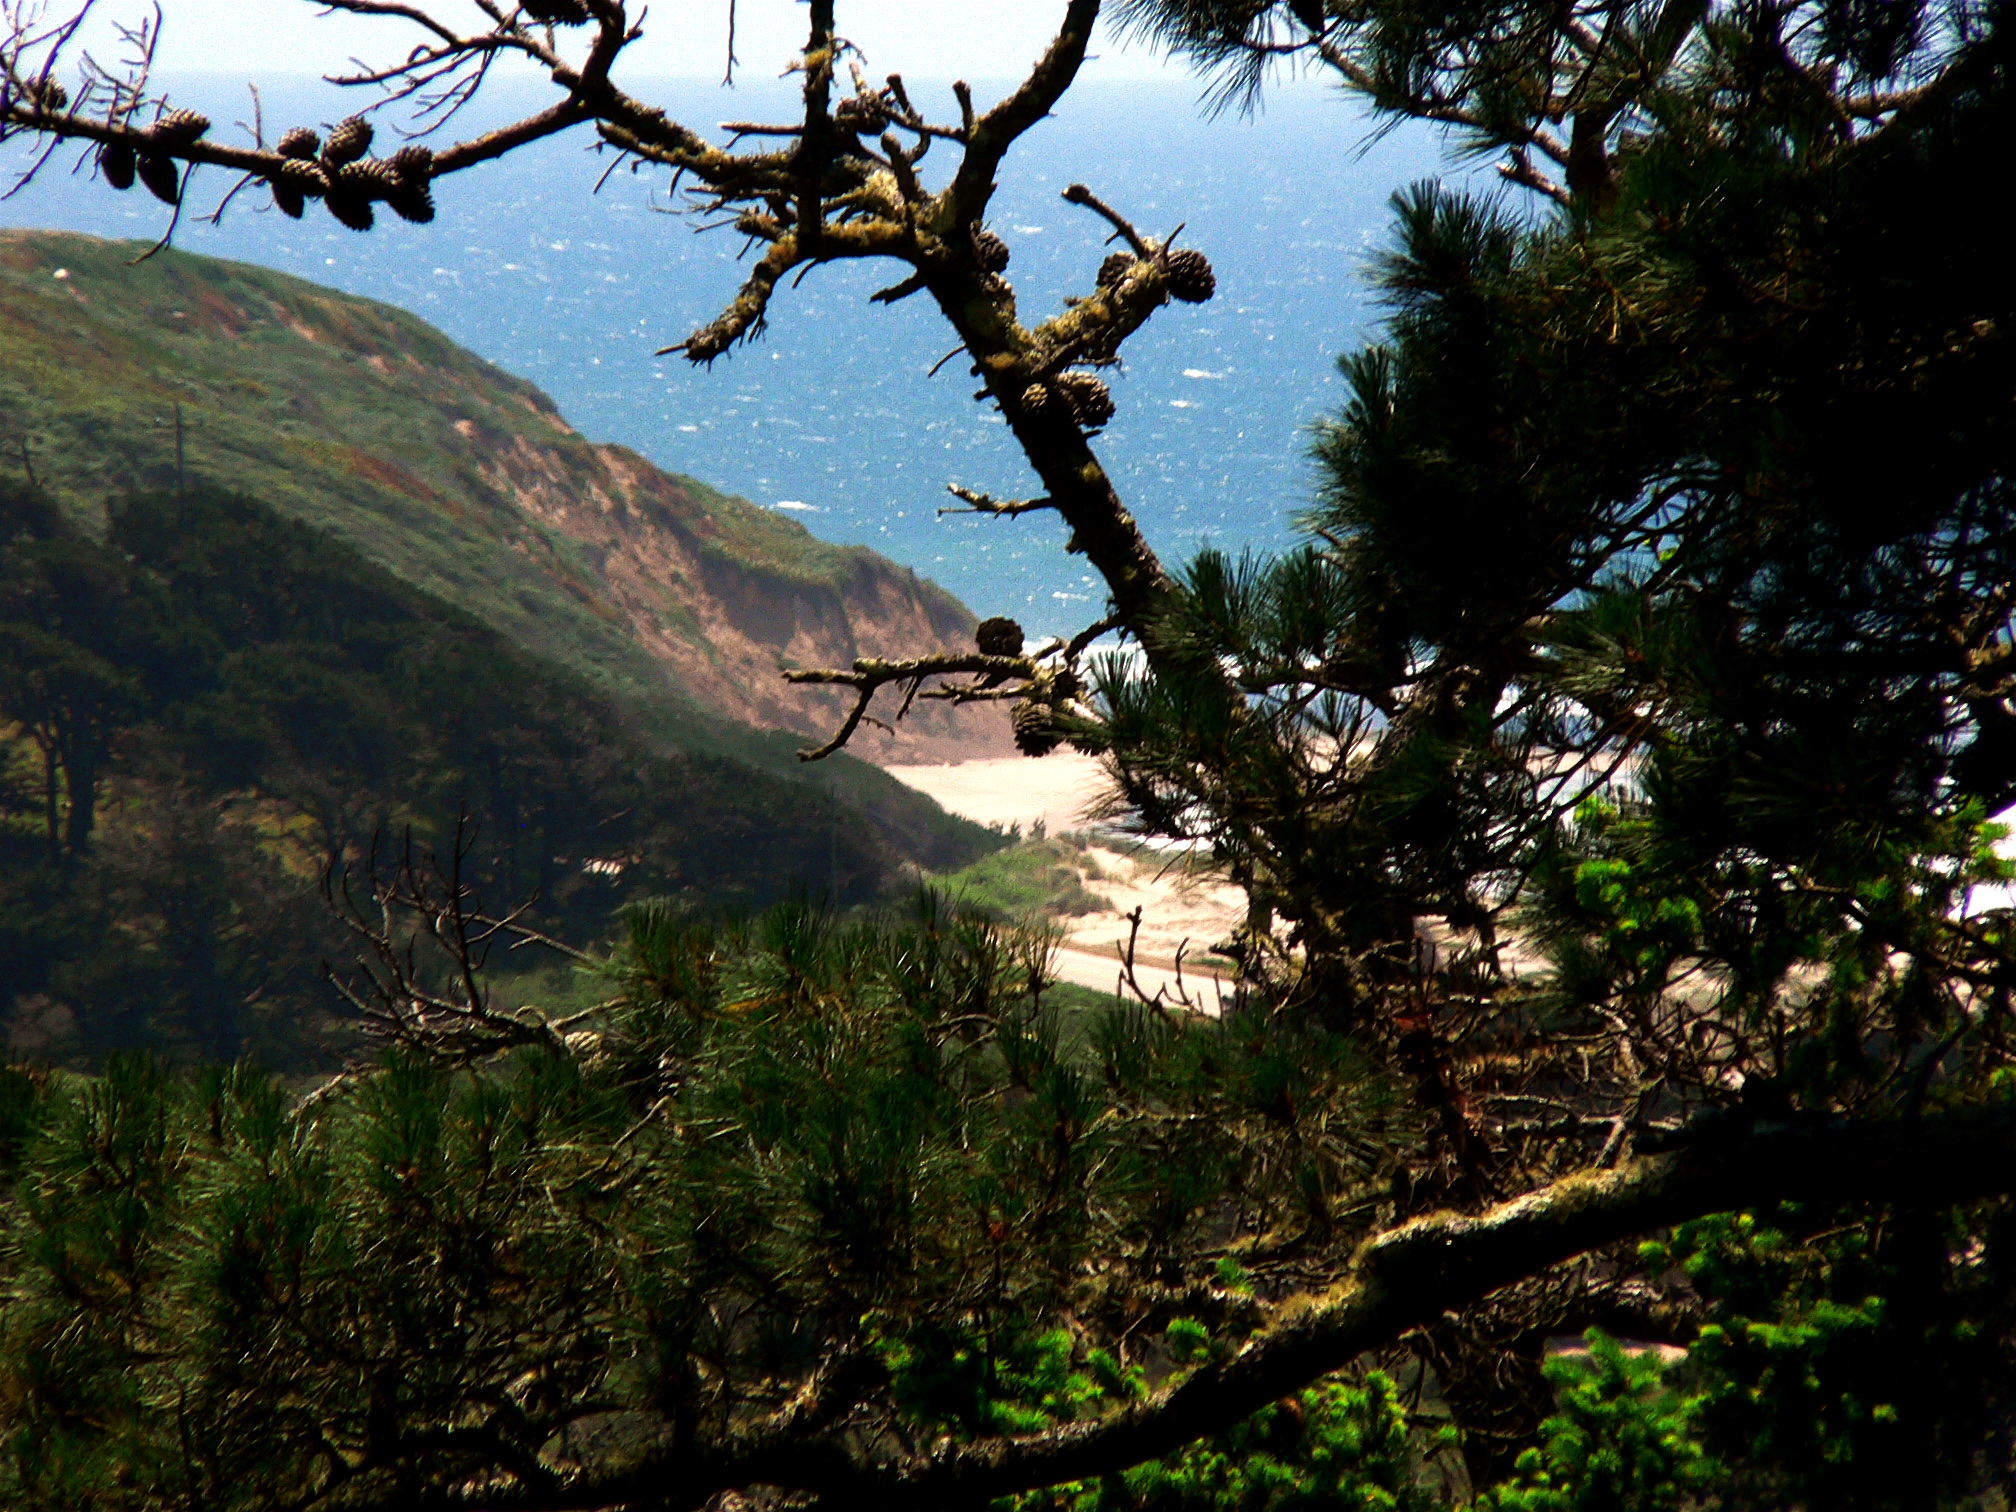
[60,738,97,853]
[37,736,59,857]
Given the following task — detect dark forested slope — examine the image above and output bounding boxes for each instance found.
[0,479,999,1068]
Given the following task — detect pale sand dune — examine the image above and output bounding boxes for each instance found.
[886,755,1248,1009]
[1050,946,1236,1013]
[882,752,1113,839]
[1050,844,1247,1010]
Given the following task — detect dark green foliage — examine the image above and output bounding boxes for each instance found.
[5,0,2014,1498]
[14,895,1973,1512]
[1089,0,2016,1495]
[1116,0,1970,201]
[100,486,902,914]
[1031,1367,1432,1512]
[0,897,1411,1508]
[1098,1375,1426,1512]
[0,1047,634,1508]
[1476,1208,2016,1510]
[0,479,982,1067]
[935,1323,1437,1512]
[1654,1205,2013,1509]
[1105,35,2016,965]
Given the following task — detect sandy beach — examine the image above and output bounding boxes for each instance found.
[881,752,1114,840]
[885,754,1248,1009]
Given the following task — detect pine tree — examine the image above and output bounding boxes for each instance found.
[6,0,2016,1504]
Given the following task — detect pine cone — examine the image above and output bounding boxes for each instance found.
[384,146,436,221]
[387,183,435,224]
[1164,247,1216,303]
[310,161,396,228]
[345,160,403,195]
[388,144,434,183]
[276,126,320,160]
[1020,382,1057,419]
[1012,700,1062,757]
[150,108,210,147]
[137,152,180,205]
[522,0,592,23]
[976,616,1025,658]
[1096,251,1137,289]
[272,180,306,219]
[324,183,374,232]
[98,141,137,191]
[28,79,68,111]
[972,228,1011,274]
[321,115,373,168]
[277,157,328,193]
[1056,372,1115,430]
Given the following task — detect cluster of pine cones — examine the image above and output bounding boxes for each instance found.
[1021,372,1116,432]
[1015,242,1218,433]
[1011,667,1084,757]
[1097,245,1216,304]
[267,119,435,230]
[976,618,1081,758]
[96,110,434,229]
[96,108,211,206]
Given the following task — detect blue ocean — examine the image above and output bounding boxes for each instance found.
[2,73,1458,636]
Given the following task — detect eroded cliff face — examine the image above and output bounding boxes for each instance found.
[0,229,1011,764]
[474,434,1012,763]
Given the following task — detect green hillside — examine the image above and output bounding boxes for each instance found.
[0,232,1014,1068]
[0,478,998,1068]
[0,229,927,715]
[0,226,998,859]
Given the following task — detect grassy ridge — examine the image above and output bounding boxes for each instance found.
[0,226,991,862]
[1,232,664,702]
[0,229,883,711]
[933,837,1116,923]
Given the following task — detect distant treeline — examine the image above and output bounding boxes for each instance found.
[0,479,990,1068]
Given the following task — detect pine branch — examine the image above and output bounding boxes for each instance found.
[783,652,1035,760]
[402,1101,2016,1512]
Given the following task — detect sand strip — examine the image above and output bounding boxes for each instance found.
[887,755,1246,1012]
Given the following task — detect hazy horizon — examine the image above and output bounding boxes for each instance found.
[49,0,1211,84]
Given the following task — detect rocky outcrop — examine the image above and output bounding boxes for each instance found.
[471,431,1010,763]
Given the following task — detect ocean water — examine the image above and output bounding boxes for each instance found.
[2,74,1460,635]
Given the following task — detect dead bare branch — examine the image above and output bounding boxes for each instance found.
[320,815,576,1063]
[939,483,1057,518]
[1061,181,1155,256]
